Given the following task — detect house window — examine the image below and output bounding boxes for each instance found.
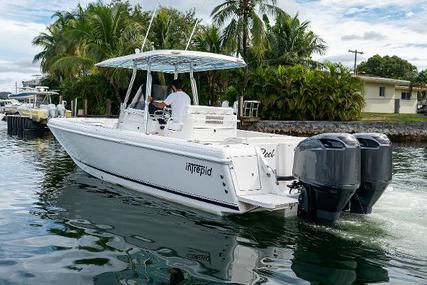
[401,92,411,100]
[379,86,385,97]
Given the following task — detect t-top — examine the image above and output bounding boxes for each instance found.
[164,91,191,123]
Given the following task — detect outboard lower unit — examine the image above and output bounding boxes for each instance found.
[349,133,392,214]
[293,133,361,224]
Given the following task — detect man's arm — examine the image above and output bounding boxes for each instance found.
[152,101,167,109]
[148,96,168,109]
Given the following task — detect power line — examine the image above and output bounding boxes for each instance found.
[348,49,364,74]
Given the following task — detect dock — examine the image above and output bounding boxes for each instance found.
[6,115,48,137]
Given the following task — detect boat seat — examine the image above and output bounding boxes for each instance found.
[163,106,237,141]
[187,105,233,115]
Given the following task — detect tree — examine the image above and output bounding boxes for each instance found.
[144,7,197,51]
[194,25,224,54]
[33,2,145,103]
[33,2,203,111]
[33,1,365,121]
[194,25,226,105]
[357,54,418,81]
[62,2,146,101]
[414,69,427,101]
[211,0,285,60]
[415,69,427,84]
[32,11,76,79]
[264,14,326,66]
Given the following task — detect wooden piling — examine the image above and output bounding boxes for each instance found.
[83,99,88,117]
[74,98,78,116]
[106,99,112,117]
[70,100,74,117]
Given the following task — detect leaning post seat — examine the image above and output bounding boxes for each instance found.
[165,105,237,141]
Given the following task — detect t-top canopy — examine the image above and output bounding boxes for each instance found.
[9,90,58,100]
[95,49,246,73]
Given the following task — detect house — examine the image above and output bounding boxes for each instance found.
[356,75,423,114]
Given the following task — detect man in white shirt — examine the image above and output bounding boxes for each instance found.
[150,79,191,123]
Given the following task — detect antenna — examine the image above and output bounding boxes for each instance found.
[185,19,200,50]
[141,4,159,51]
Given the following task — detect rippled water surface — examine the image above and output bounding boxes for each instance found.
[0,121,426,284]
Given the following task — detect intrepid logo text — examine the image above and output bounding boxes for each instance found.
[185,162,213,176]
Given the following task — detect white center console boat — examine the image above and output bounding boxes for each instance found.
[48,50,392,224]
[0,99,21,115]
[10,86,71,123]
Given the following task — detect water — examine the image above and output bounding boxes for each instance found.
[0,121,426,285]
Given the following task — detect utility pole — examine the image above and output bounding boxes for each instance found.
[348,49,364,74]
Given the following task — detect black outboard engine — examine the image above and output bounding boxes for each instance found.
[349,133,392,214]
[293,133,361,224]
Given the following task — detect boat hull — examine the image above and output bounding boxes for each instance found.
[48,118,242,214]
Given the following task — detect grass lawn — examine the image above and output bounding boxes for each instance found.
[360,112,427,123]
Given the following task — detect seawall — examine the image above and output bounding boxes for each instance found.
[250,120,427,142]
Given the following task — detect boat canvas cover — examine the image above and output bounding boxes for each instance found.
[95,50,246,73]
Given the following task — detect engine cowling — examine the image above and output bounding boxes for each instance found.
[293,133,361,224]
[350,133,392,214]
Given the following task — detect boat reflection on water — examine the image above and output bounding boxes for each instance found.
[228,213,390,285]
[52,171,263,284]
[290,224,389,284]
[38,151,390,284]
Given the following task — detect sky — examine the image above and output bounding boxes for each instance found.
[0,0,426,92]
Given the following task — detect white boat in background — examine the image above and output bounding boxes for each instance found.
[48,49,392,224]
[9,86,71,123]
[0,99,21,115]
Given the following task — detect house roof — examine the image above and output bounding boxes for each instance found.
[355,75,410,85]
[396,85,427,91]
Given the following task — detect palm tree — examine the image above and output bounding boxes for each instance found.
[265,14,327,66]
[211,0,285,60]
[73,2,144,100]
[34,2,145,102]
[194,25,224,54]
[32,11,76,78]
[194,25,226,104]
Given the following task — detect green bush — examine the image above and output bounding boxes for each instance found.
[246,63,364,121]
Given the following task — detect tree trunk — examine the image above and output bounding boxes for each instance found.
[242,13,248,60]
[241,1,250,98]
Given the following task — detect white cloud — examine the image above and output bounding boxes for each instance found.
[345,7,368,16]
[341,31,387,41]
[0,18,45,92]
[275,0,427,71]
